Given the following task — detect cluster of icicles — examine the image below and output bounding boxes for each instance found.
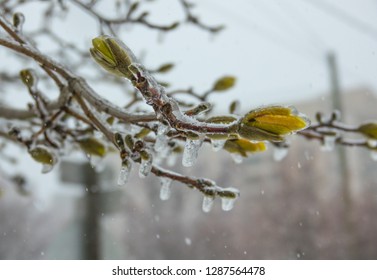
[115,123,239,212]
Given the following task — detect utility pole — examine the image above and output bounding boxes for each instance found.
[83,165,101,260]
[326,51,357,258]
[60,161,101,259]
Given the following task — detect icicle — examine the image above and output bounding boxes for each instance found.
[182,138,203,167]
[230,153,243,164]
[371,151,377,161]
[41,164,54,174]
[202,196,215,213]
[273,147,288,161]
[154,124,169,152]
[367,139,377,149]
[221,197,236,211]
[88,154,106,172]
[139,155,153,178]
[118,160,132,186]
[159,177,172,200]
[167,152,178,167]
[321,135,336,151]
[211,139,226,152]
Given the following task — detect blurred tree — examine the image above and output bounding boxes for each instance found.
[0,0,376,212]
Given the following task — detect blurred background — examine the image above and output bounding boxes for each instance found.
[1,0,377,259]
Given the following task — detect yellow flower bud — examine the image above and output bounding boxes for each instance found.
[238,106,310,142]
[224,139,266,157]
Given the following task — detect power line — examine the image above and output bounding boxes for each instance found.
[304,0,377,41]
[278,0,328,51]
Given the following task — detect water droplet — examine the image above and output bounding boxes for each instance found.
[230,153,243,164]
[185,237,192,246]
[139,156,153,178]
[156,234,160,239]
[159,177,172,200]
[273,147,288,161]
[221,197,236,211]
[297,162,301,169]
[243,251,247,255]
[202,196,215,213]
[296,253,301,259]
[118,162,132,186]
[182,138,203,167]
[211,139,226,152]
[40,251,45,256]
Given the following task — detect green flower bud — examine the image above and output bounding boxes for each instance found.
[124,134,134,150]
[213,76,236,92]
[90,35,138,80]
[29,146,55,164]
[19,69,38,89]
[13,12,25,31]
[358,122,377,139]
[135,128,151,139]
[156,63,174,73]
[77,137,106,157]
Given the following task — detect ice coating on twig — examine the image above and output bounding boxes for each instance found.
[159,177,172,200]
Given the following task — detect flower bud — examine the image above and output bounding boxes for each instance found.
[90,35,138,80]
[238,106,310,142]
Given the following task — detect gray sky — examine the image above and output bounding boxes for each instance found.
[155,0,377,111]
[119,0,377,112]
[7,0,377,112]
